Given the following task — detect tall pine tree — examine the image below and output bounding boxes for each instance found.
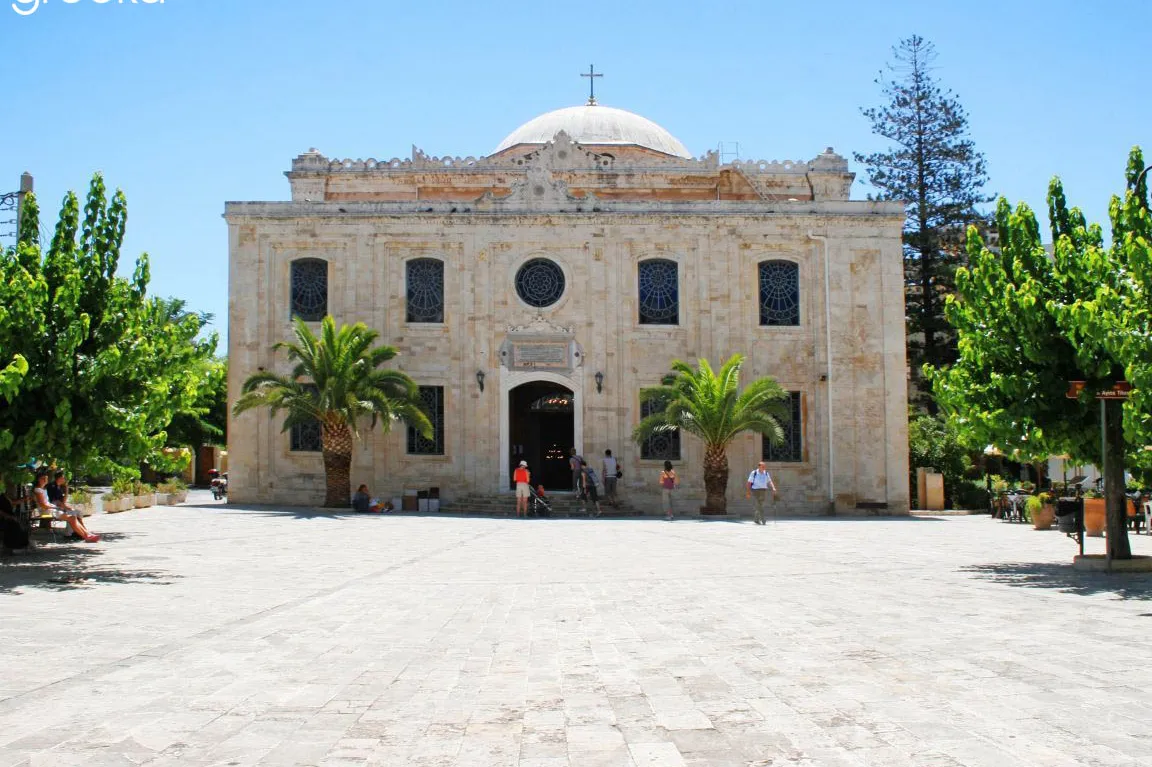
[855,35,991,412]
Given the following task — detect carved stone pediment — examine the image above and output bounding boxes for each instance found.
[506,316,574,335]
[526,131,610,171]
[476,166,596,207]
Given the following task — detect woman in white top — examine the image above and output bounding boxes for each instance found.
[601,449,619,507]
[33,473,99,542]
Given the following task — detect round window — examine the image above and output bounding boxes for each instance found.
[515,258,565,308]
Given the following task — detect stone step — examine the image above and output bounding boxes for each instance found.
[436,495,647,517]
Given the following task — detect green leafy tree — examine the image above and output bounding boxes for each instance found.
[166,357,228,448]
[929,150,1152,559]
[233,316,432,507]
[633,355,789,514]
[0,176,218,477]
[856,35,991,412]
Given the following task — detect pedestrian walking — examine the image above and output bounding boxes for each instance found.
[602,449,619,507]
[659,461,678,520]
[579,460,603,517]
[568,448,584,492]
[513,460,531,517]
[745,460,778,525]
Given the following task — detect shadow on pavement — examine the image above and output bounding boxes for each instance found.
[213,504,357,520]
[0,545,180,594]
[962,561,1152,601]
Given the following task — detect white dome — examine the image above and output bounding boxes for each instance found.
[494,105,691,158]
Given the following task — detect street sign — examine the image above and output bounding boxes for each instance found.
[1066,381,1131,400]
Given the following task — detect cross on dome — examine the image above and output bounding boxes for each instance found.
[580,64,603,106]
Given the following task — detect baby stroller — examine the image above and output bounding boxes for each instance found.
[529,486,553,518]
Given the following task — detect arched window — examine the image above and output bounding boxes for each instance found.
[762,392,802,462]
[640,394,681,461]
[290,384,322,452]
[406,258,444,323]
[638,259,679,325]
[759,260,800,326]
[290,420,322,453]
[407,386,445,455]
[290,258,328,321]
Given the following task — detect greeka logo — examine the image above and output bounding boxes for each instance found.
[12,0,164,16]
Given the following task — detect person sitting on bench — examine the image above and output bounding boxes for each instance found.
[34,473,99,542]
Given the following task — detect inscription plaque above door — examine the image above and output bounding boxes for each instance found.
[500,316,582,372]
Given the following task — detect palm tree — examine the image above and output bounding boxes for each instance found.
[233,316,432,507]
[633,354,789,514]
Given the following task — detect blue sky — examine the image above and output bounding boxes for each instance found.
[3,0,1150,344]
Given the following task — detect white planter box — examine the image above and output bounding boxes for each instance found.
[133,493,155,509]
[154,492,170,506]
[171,491,187,504]
[104,497,125,513]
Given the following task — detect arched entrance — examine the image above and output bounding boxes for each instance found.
[508,381,575,491]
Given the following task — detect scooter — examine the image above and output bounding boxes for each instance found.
[209,470,228,500]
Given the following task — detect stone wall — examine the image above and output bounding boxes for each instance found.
[227,203,908,516]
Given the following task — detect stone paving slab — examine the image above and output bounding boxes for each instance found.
[2,494,1152,766]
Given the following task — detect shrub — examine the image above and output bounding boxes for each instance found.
[908,411,973,507]
[954,481,990,511]
[157,479,187,494]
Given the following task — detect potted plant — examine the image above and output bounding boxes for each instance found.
[1083,489,1106,536]
[1029,492,1055,530]
[70,487,93,517]
[132,481,156,509]
[157,479,188,505]
[102,491,126,513]
[103,478,133,513]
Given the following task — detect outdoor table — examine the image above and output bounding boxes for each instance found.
[1009,493,1034,523]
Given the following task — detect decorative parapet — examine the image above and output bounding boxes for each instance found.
[287,139,855,201]
[727,158,811,174]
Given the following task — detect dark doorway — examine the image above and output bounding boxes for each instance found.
[509,382,574,491]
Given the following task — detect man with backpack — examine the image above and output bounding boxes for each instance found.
[745,461,778,525]
[579,459,603,517]
[568,448,584,492]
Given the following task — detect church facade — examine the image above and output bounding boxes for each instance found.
[225,103,909,515]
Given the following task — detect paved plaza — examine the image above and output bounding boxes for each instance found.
[3,496,1152,767]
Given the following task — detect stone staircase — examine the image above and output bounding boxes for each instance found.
[435,492,648,518]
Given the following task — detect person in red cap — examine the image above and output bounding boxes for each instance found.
[513,461,531,518]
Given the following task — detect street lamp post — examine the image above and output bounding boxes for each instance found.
[1136,164,1152,194]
